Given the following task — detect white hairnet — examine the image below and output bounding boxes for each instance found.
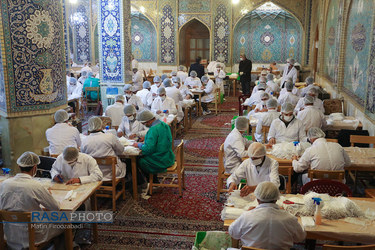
[267,99,278,109]
[123,104,136,115]
[281,102,294,113]
[163,78,172,87]
[17,151,40,168]
[287,58,295,65]
[267,74,274,81]
[308,127,326,139]
[305,76,314,85]
[54,109,69,123]
[285,81,294,91]
[137,109,155,122]
[143,81,151,89]
[248,142,266,158]
[308,87,318,95]
[261,70,267,76]
[260,92,270,100]
[88,116,103,132]
[161,74,168,81]
[81,71,88,77]
[115,95,125,102]
[258,83,267,90]
[158,87,166,95]
[171,71,177,76]
[153,76,161,82]
[201,75,209,83]
[63,146,79,162]
[190,71,197,77]
[69,77,77,84]
[254,181,280,202]
[235,117,249,131]
[123,84,133,92]
[259,76,267,83]
[178,65,185,71]
[172,76,180,83]
[304,95,314,105]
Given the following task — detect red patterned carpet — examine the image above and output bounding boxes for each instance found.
[83,110,237,249]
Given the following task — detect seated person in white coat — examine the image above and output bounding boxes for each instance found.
[184,70,202,88]
[294,87,324,114]
[227,143,280,196]
[266,73,280,95]
[123,84,144,111]
[81,117,126,181]
[104,95,125,127]
[268,103,307,145]
[51,146,103,184]
[214,64,226,94]
[281,58,297,88]
[78,70,88,85]
[278,81,299,106]
[150,75,162,98]
[67,77,82,98]
[177,65,188,84]
[253,92,270,113]
[297,96,326,131]
[136,81,153,109]
[224,117,252,173]
[132,68,143,91]
[164,78,184,121]
[200,75,217,115]
[243,83,267,107]
[292,127,351,185]
[0,152,63,249]
[151,87,177,117]
[229,182,306,249]
[301,76,319,97]
[46,109,81,155]
[254,99,280,143]
[117,104,148,139]
[251,76,271,95]
[173,76,193,100]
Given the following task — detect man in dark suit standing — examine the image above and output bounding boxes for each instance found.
[238,54,252,95]
[189,56,205,79]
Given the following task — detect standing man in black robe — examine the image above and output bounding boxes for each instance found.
[189,56,205,79]
[238,54,252,95]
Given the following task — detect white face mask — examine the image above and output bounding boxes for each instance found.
[160,96,166,101]
[251,158,263,166]
[283,115,293,122]
[240,58,244,61]
[126,94,132,98]
[174,83,179,88]
[128,115,134,121]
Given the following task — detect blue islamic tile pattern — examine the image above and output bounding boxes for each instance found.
[99,0,126,83]
[233,14,302,64]
[159,3,176,65]
[343,0,374,106]
[131,13,157,62]
[305,0,312,65]
[323,0,344,84]
[178,14,211,29]
[73,2,91,64]
[0,0,67,113]
[179,0,210,13]
[365,9,375,120]
[213,4,230,63]
[62,0,69,69]
[0,40,6,112]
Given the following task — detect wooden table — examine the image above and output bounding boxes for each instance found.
[119,153,140,201]
[191,89,203,116]
[224,195,375,246]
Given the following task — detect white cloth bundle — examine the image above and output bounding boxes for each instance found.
[180,99,195,108]
[270,142,311,159]
[329,113,345,121]
[123,146,141,155]
[118,137,135,146]
[226,190,258,210]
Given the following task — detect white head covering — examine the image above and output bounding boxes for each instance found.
[254,181,280,202]
[307,127,326,139]
[88,116,103,132]
[248,142,266,158]
[54,110,69,123]
[17,152,40,168]
[235,117,249,131]
[63,146,79,162]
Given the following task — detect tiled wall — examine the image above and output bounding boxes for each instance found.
[131,13,157,62]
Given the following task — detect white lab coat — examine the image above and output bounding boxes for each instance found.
[117,116,148,139]
[251,84,272,96]
[131,59,139,70]
[281,65,297,85]
[151,96,177,115]
[132,71,143,91]
[51,153,103,184]
[201,80,217,103]
[279,86,301,97]
[229,203,306,250]
[81,132,126,181]
[177,71,188,84]
[277,91,300,106]
[179,85,193,99]
[78,76,87,85]
[0,174,62,249]
[295,97,325,114]
[46,123,81,155]
[81,66,93,73]
[301,85,320,97]
[214,69,226,94]
[207,61,217,72]
[104,102,125,127]
[255,110,280,143]
[227,157,280,188]
[68,82,83,100]
[297,106,326,131]
[268,117,307,143]
[184,77,202,88]
[243,90,265,106]
[224,128,252,173]
[136,89,153,108]
[123,94,144,111]
[166,86,184,122]
[266,80,281,93]
[293,138,352,184]
[150,84,162,97]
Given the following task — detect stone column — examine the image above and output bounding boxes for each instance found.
[0,0,67,171]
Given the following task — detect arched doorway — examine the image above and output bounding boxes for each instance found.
[179,19,210,68]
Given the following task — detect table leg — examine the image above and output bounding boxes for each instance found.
[131,156,138,201]
[199,94,202,116]
[90,192,98,243]
[232,80,236,97]
[64,226,73,250]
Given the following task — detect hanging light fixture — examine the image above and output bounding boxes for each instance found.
[232,0,240,4]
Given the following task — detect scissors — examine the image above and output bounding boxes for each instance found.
[283,200,304,205]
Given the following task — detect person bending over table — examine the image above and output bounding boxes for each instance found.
[227,143,280,197]
[292,127,351,185]
[268,102,307,145]
[254,99,280,143]
[117,104,148,140]
[229,182,305,249]
[132,110,175,181]
[184,70,202,89]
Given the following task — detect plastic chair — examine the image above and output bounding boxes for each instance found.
[238,94,250,116]
[217,144,231,201]
[300,179,352,197]
[323,244,375,250]
[149,140,185,197]
[350,135,375,148]
[308,169,345,182]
